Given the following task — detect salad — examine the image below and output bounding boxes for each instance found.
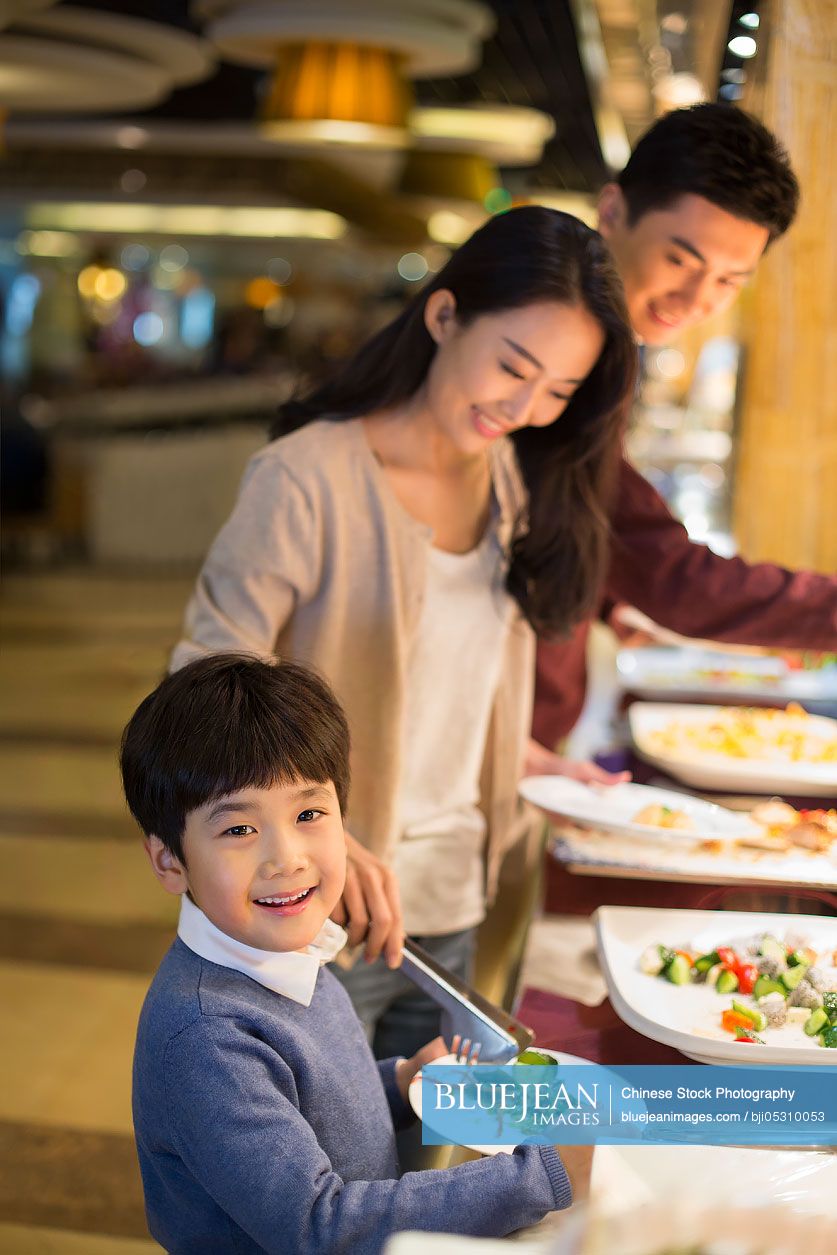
[640,932,837,1049]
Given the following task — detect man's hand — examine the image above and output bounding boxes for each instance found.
[394,1036,448,1103]
[330,831,404,968]
[524,736,630,788]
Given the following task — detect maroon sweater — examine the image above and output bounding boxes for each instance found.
[534,458,837,747]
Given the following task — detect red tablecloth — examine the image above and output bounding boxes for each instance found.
[543,857,837,917]
[518,986,686,1065]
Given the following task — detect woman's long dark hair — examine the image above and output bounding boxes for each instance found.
[272,207,636,638]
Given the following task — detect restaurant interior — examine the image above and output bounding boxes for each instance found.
[1,1,836,1252]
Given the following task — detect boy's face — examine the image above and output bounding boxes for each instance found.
[146,780,347,953]
[598,187,770,346]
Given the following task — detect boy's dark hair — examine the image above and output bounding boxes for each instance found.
[120,654,350,862]
[618,103,799,241]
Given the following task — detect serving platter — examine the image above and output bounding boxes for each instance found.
[519,777,759,844]
[629,703,837,796]
[596,906,837,1066]
[617,646,837,704]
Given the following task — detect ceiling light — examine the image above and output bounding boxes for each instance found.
[728,35,758,58]
[397,253,429,282]
[427,211,473,246]
[410,105,555,166]
[197,1,495,151]
[652,72,706,110]
[739,13,760,29]
[27,203,348,241]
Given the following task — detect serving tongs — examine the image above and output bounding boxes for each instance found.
[400,936,534,1063]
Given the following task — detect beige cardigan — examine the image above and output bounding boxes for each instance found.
[171,419,538,903]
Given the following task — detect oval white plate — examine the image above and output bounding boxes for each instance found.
[519,777,759,844]
[408,1048,594,1155]
[628,703,837,797]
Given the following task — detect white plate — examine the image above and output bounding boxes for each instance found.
[595,906,837,1066]
[629,702,837,797]
[617,646,837,704]
[519,777,759,844]
[408,1048,594,1155]
[551,831,837,892]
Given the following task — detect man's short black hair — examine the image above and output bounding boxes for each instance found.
[120,654,350,862]
[618,103,799,241]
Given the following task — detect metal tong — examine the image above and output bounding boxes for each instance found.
[399,936,534,1063]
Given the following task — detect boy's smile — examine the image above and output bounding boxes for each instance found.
[146,780,347,953]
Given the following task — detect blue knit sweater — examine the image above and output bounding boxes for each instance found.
[133,940,572,1253]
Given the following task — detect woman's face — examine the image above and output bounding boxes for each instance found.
[422,296,605,455]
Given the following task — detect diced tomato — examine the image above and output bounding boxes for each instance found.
[735,964,758,995]
[716,947,737,968]
[734,1031,756,1043]
[722,1010,755,1034]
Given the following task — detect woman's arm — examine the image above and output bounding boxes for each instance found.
[524,736,630,786]
[170,448,404,964]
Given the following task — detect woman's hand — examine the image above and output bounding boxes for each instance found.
[331,831,404,968]
[394,1036,449,1103]
[524,736,630,787]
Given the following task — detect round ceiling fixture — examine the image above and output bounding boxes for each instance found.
[194,0,495,148]
[0,5,215,113]
[411,104,555,166]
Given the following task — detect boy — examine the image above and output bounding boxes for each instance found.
[122,654,585,1253]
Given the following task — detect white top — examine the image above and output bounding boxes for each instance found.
[176,894,347,1007]
[394,526,512,934]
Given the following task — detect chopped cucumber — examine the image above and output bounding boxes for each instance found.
[516,1049,558,1066]
[665,954,692,985]
[759,936,786,963]
[781,965,808,991]
[694,950,721,973]
[716,969,739,995]
[820,1026,837,1049]
[804,1007,829,1037]
[786,949,809,968]
[753,975,786,1001]
[731,999,766,1031]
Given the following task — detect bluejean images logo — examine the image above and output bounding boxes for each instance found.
[420,1065,837,1146]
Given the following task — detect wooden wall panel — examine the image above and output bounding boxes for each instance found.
[734,0,837,572]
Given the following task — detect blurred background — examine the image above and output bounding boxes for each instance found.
[0,2,834,1251]
[2,0,797,572]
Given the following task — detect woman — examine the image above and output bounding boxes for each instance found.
[171,207,636,1055]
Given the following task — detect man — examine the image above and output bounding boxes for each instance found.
[533,103,837,751]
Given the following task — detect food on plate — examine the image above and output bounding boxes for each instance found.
[776,649,837,672]
[631,803,695,831]
[646,704,837,766]
[639,932,837,1049]
[514,1049,558,1067]
[750,800,800,828]
[741,801,837,854]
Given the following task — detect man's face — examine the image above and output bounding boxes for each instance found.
[598,188,770,345]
